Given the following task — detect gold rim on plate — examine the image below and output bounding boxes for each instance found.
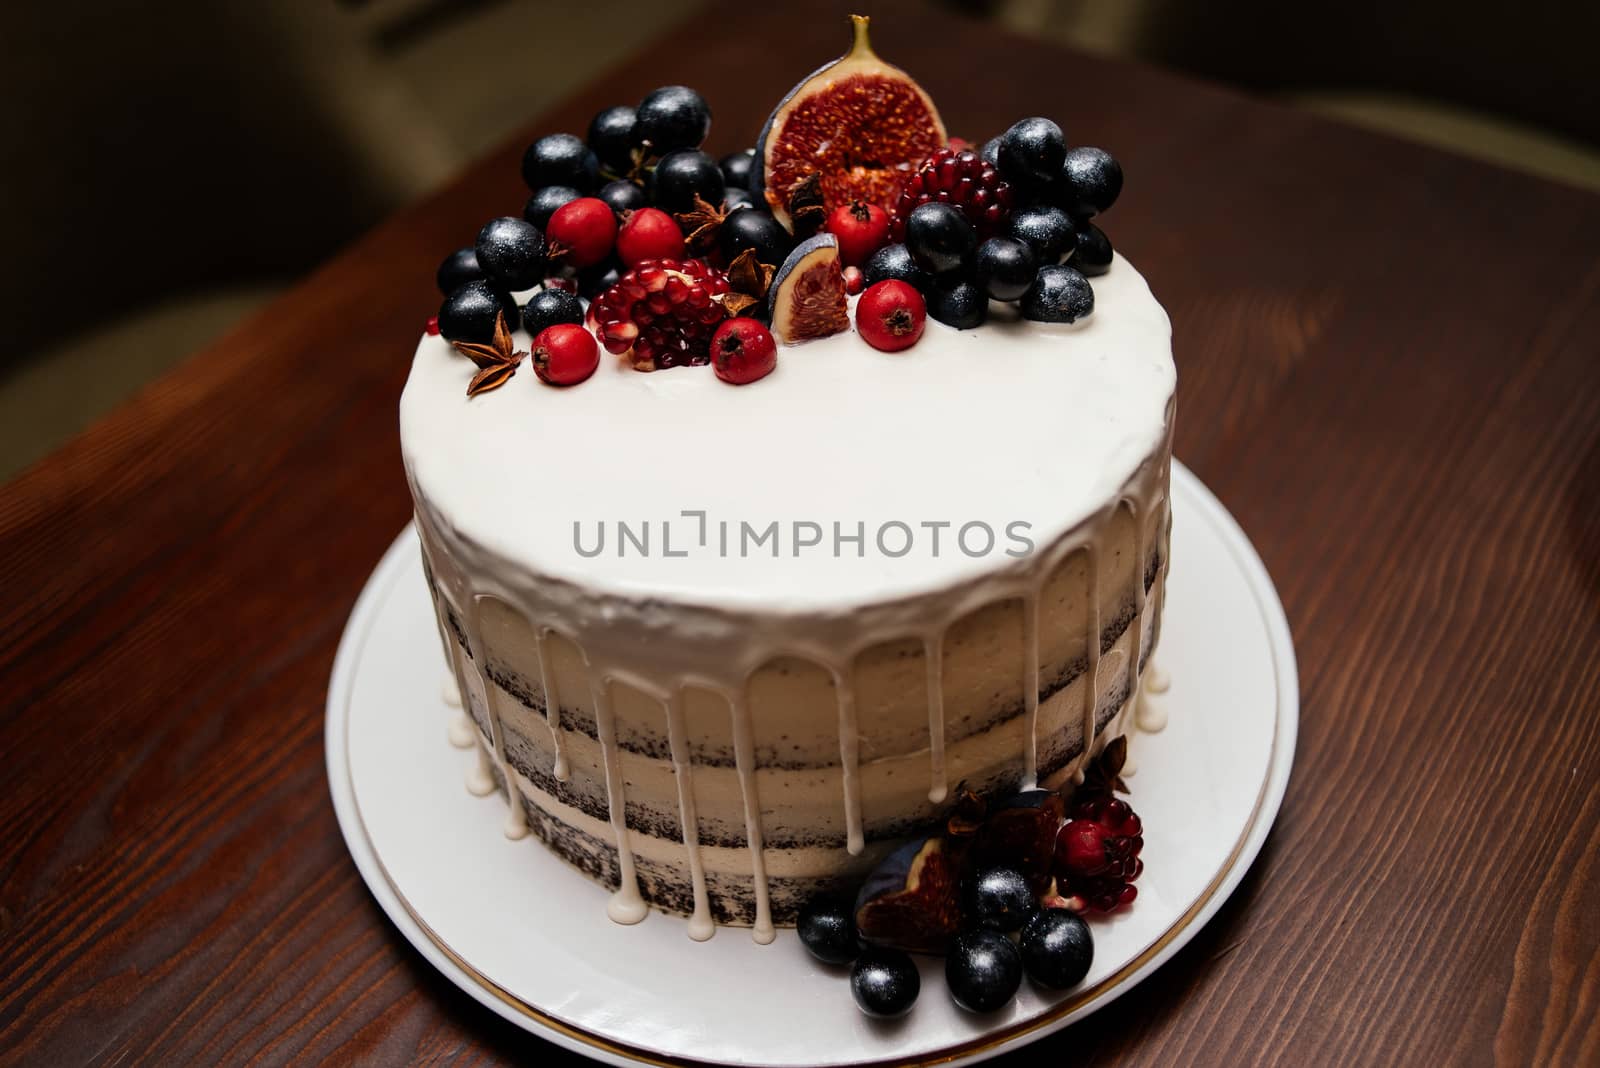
[341,502,1285,1067]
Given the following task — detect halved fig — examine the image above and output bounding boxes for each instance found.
[754,15,946,231]
[853,835,965,954]
[769,234,849,343]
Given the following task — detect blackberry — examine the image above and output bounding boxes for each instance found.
[521,133,599,192]
[522,287,585,336]
[523,185,580,230]
[1059,146,1123,218]
[586,105,638,173]
[1071,222,1113,276]
[863,243,930,292]
[435,247,482,296]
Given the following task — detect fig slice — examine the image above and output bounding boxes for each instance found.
[754,14,947,232]
[853,835,966,954]
[768,234,849,344]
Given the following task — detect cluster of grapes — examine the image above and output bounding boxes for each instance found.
[859,118,1124,330]
[433,86,796,349]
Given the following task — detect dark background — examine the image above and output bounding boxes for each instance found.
[2,0,1596,479]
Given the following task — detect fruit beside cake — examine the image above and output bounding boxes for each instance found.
[401,12,1174,998]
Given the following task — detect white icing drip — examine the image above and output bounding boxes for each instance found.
[924,635,947,804]
[401,255,1176,940]
[664,692,714,940]
[431,606,474,749]
[447,712,475,750]
[730,687,775,944]
[592,677,647,925]
[533,630,570,781]
[835,665,865,856]
[466,740,495,797]
[1078,543,1102,781]
[1135,666,1169,732]
[1021,594,1042,788]
[464,604,527,840]
[1147,661,1171,694]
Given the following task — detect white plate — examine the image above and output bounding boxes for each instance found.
[326,461,1297,1067]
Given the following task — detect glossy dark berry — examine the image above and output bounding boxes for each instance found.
[724,186,755,211]
[521,133,599,192]
[597,179,648,219]
[650,149,725,216]
[851,947,920,1018]
[905,202,976,275]
[863,243,930,292]
[945,929,1022,1013]
[972,237,1038,302]
[1071,222,1112,276]
[587,105,638,173]
[1021,264,1095,323]
[797,897,859,964]
[980,135,1003,168]
[521,287,585,337]
[926,277,988,330]
[964,867,1036,933]
[720,149,756,190]
[1005,204,1075,265]
[475,216,547,290]
[577,260,622,300]
[523,185,580,229]
[997,117,1067,186]
[718,208,792,267]
[633,85,711,152]
[1019,909,1094,990]
[435,247,482,296]
[1059,147,1123,218]
[438,280,519,344]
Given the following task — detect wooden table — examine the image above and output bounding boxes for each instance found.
[4,1,1597,1063]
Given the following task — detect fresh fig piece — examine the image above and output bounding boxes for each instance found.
[768,234,849,343]
[755,15,946,232]
[971,789,1065,896]
[854,835,966,954]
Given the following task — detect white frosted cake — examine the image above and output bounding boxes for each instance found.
[406,17,1171,955]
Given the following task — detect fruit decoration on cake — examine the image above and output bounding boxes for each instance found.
[797,739,1141,1017]
[424,12,1126,383]
[755,15,946,229]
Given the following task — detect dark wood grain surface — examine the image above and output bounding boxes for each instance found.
[3,1,1597,1063]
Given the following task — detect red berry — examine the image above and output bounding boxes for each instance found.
[545,274,579,293]
[843,266,864,295]
[531,323,599,386]
[616,208,685,267]
[425,315,440,336]
[826,200,891,268]
[855,280,926,353]
[711,318,777,385]
[1056,820,1113,878]
[545,197,617,268]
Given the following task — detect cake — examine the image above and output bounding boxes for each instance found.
[402,16,1173,955]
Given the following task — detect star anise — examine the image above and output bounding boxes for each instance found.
[675,194,734,255]
[1080,735,1131,797]
[787,172,827,237]
[713,248,776,316]
[449,311,526,397]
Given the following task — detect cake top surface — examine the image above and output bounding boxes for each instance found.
[401,252,1172,614]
